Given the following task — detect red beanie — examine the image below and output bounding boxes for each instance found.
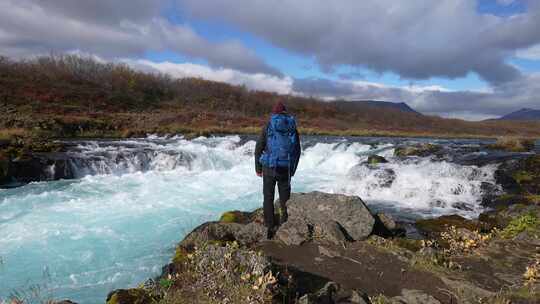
[272,101,287,114]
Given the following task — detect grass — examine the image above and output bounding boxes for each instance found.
[500,213,540,239]
[488,136,536,152]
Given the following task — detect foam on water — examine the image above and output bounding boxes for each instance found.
[0,136,497,303]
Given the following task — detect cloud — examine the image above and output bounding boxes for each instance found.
[292,75,540,120]
[126,59,293,94]
[516,44,540,60]
[180,0,540,85]
[0,0,278,75]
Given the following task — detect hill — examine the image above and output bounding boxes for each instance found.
[339,100,421,114]
[1,54,540,140]
[499,108,540,121]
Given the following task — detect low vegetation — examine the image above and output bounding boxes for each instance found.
[488,136,536,152]
[1,54,540,142]
[500,212,539,239]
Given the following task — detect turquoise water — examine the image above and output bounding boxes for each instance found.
[0,136,497,303]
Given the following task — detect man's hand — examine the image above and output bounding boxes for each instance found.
[256,172,262,177]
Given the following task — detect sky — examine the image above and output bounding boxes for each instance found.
[0,0,539,120]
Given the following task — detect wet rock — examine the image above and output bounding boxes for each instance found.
[495,155,540,195]
[428,200,447,208]
[278,192,375,242]
[451,202,474,211]
[415,215,489,238]
[394,144,441,158]
[0,152,9,183]
[374,168,396,187]
[367,155,388,165]
[480,182,502,206]
[372,213,405,237]
[106,288,152,304]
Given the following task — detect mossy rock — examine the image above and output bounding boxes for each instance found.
[484,194,539,210]
[173,246,191,264]
[415,215,486,237]
[219,210,251,224]
[394,144,441,157]
[487,137,535,152]
[106,288,152,304]
[367,155,388,165]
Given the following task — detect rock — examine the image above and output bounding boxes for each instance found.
[451,202,474,211]
[0,152,9,183]
[394,144,441,158]
[106,289,152,304]
[415,215,489,238]
[275,218,311,245]
[219,210,252,224]
[179,221,244,249]
[367,155,388,165]
[495,155,540,195]
[372,213,405,237]
[428,200,447,208]
[377,213,397,230]
[390,289,441,304]
[374,168,396,187]
[298,281,370,304]
[277,192,375,243]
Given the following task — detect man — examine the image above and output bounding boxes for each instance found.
[255,101,301,239]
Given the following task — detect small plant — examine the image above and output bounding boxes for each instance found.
[500,213,539,239]
[159,277,174,289]
[440,226,493,255]
[524,256,540,286]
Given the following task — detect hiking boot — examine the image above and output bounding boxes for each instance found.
[266,227,276,240]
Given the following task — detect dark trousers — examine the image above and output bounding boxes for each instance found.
[263,173,291,230]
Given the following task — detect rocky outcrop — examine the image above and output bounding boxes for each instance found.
[494,154,540,195]
[394,144,441,158]
[275,192,375,245]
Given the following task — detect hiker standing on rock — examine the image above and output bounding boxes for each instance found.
[255,101,301,239]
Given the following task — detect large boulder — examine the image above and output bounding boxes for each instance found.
[275,192,375,245]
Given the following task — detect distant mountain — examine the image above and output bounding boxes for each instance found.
[499,108,540,121]
[335,100,421,115]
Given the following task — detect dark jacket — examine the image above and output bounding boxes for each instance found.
[255,118,301,177]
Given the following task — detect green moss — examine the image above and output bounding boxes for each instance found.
[500,213,539,239]
[393,238,423,252]
[173,246,190,264]
[416,215,481,236]
[219,211,249,224]
[107,289,151,304]
[513,171,534,183]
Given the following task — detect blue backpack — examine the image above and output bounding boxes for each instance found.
[259,114,297,168]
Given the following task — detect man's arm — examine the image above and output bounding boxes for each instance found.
[254,124,267,175]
